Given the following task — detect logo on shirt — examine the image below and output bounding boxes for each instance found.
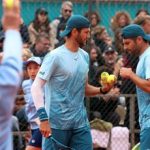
[39,71,45,76]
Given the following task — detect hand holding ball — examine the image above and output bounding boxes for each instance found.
[100,72,117,85]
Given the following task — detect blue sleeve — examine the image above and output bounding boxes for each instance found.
[145,55,150,80]
[37,51,58,81]
[82,49,90,72]
[0,29,22,150]
[0,30,23,86]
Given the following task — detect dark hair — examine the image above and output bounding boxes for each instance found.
[84,11,101,24]
[131,36,148,43]
[133,15,150,25]
[66,28,83,38]
[136,9,149,17]
[32,8,50,33]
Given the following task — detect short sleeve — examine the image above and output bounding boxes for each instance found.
[38,52,58,81]
[145,55,150,80]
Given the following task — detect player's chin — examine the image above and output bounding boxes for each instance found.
[127,49,133,54]
[82,40,87,46]
[31,76,36,80]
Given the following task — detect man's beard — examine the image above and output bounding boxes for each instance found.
[131,47,140,56]
[78,41,85,48]
[77,37,86,48]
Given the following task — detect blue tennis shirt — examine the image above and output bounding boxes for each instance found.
[38,45,90,129]
[136,47,150,131]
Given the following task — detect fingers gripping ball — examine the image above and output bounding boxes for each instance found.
[5,0,14,9]
[101,72,109,83]
[107,74,117,84]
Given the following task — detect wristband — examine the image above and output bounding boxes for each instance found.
[100,87,108,94]
[37,107,48,121]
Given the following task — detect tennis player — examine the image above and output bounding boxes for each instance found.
[31,15,113,150]
[120,24,150,150]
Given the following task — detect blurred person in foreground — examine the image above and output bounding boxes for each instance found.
[0,0,23,150]
[120,24,150,150]
[31,15,114,150]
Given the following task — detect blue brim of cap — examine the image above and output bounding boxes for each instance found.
[144,34,150,41]
[60,29,71,38]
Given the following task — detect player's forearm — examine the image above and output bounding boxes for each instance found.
[130,73,150,93]
[3,30,22,62]
[85,84,100,97]
[31,78,49,123]
[31,78,45,110]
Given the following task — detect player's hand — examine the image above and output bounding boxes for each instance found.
[114,57,124,77]
[101,87,120,101]
[120,67,133,79]
[109,87,120,100]
[109,87,120,95]
[2,0,21,31]
[39,120,52,138]
[101,82,114,94]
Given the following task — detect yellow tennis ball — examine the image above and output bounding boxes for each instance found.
[101,72,109,83]
[107,74,117,84]
[6,0,14,9]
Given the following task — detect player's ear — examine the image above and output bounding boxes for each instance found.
[71,28,78,36]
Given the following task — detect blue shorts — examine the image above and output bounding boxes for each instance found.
[140,127,150,150]
[28,128,42,148]
[42,125,92,150]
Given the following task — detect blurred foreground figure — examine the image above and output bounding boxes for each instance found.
[0,0,22,149]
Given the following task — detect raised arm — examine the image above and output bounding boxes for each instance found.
[0,1,22,149]
[1,0,22,87]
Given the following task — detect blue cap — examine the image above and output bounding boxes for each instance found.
[122,24,150,41]
[60,15,90,38]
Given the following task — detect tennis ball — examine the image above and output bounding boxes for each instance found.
[5,0,14,9]
[107,74,117,84]
[101,72,109,83]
